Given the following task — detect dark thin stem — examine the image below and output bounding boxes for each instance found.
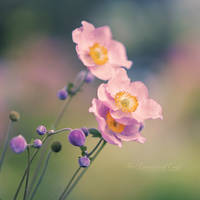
[87,138,103,157]
[52,96,73,130]
[58,167,82,200]
[29,75,86,196]
[49,128,72,135]
[29,151,52,200]
[60,140,107,200]
[13,135,49,200]
[0,120,13,172]
[23,147,30,200]
[27,128,71,196]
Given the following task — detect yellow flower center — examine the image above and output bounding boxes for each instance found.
[115,91,138,112]
[89,43,108,65]
[106,112,125,133]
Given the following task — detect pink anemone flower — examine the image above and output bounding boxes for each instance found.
[89,98,145,147]
[72,21,132,80]
[97,68,163,123]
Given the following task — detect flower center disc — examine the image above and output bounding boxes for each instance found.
[89,43,108,65]
[115,91,138,112]
[106,112,125,133]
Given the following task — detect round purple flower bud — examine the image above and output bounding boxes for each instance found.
[36,125,47,135]
[68,129,86,147]
[57,89,68,100]
[10,135,27,153]
[33,139,42,148]
[78,156,90,168]
[81,127,89,137]
[84,72,95,83]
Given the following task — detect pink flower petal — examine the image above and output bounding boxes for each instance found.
[97,84,117,111]
[89,99,122,147]
[92,26,112,46]
[108,40,132,69]
[72,21,95,44]
[106,68,130,97]
[88,64,117,81]
[76,46,94,67]
[134,98,163,122]
[101,130,122,147]
[128,81,149,101]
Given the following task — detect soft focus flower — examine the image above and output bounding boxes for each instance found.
[72,21,132,80]
[33,139,42,148]
[79,156,90,167]
[85,72,95,83]
[36,125,47,135]
[10,135,27,153]
[89,99,145,147]
[57,88,68,100]
[68,129,86,147]
[97,68,163,123]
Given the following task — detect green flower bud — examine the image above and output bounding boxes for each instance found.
[9,111,20,122]
[51,141,62,153]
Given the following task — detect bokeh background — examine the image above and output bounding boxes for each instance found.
[0,0,200,199]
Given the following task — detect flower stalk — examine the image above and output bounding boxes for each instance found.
[0,120,13,171]
[29,150,52,200]
[58,139,106,200]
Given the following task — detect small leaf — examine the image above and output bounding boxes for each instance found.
[80,146,87,152]
[88,128,102,138]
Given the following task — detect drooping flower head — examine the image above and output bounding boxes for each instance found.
[97,68,163,123]
[10,135,27,153]
[72,21,132,80]
[89,99,145,147]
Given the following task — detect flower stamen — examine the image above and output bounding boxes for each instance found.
[106,112,125,133]
[89,43,108,65]
[115,91,138,112]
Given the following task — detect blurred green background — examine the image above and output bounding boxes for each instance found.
[0,0,200,199]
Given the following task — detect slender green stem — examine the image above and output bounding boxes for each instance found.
[58,167,82,200]
[28,75,86,196]
[52,96,73,130]
[13,135,48,200]
[60,140,107,200]
[23,146,30,200]
[27,128,71,196]
[50,128,72,135]
[0,120,13,172]
[29,151,52,200]
[87,138,103,157]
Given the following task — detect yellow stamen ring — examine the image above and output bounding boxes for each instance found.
[115,91,138,112]
[89,43,108,65]
[106,112,125,133]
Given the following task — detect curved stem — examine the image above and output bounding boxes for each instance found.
[29,151,52,200]
[87,138,103,157]
[60,140,107,200]
[28,75,86,196]
[0,120,13,172]
[23,146,30,200]
[52,96,73,130]
[27,128,71,196]
[58,167,82,200]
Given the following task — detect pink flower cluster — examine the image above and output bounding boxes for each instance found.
[73,21,163,147]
